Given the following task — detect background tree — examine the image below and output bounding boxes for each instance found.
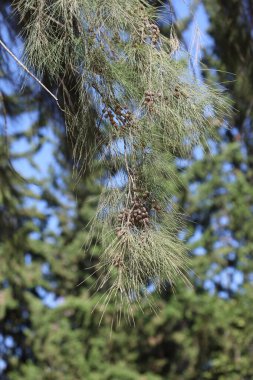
[1,1,253,380]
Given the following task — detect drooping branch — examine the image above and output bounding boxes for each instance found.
[11,0,231,312]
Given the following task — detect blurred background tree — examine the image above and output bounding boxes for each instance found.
[1,0,253,379]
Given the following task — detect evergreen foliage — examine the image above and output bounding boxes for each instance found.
[1,1,253,380]
[11,0,230,306]
[0,57,57,376]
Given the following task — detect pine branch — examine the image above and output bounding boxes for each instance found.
[11,0,231,314]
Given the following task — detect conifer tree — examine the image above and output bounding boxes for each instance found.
[0,73,54,376]
[182,0,253,296]
[0,17,84,376]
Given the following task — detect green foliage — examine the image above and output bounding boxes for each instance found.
[2,1,253,380]
[12,0,231,306]
[0,91,58,377]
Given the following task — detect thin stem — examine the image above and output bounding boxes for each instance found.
[0,38,58,103]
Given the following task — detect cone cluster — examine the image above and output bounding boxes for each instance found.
[144,90,156,110]
[138,8,160,46]
[174,85,188,99]
[150,23,160,45]
[103,105,134,133]
[115,190,164,238]
[115,195,150,237]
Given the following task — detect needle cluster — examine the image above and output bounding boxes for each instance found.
[15,0,230,310]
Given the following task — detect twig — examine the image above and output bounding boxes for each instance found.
[0,38,58,103]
